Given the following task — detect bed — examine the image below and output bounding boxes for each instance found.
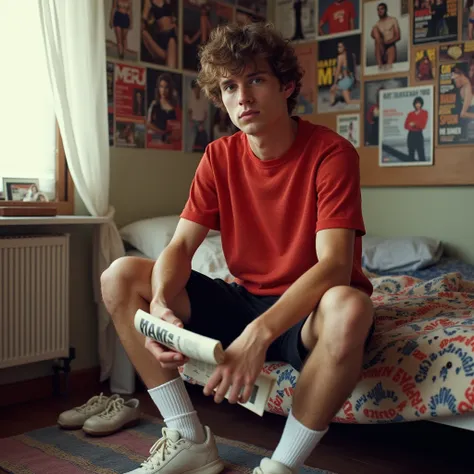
[119,217,474,429]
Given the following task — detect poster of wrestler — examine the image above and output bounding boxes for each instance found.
[182,74,212,153]
[183,0,234,72]
[379,85,434,166]
[438,61,474,145]
[146,68,183,150]
[140,0,179,70]
[317,0,361,40]
[274,0,317,42]
[337,114,360,147]
[363,0,409,75]
[293,42,317,115]
[105,0,141,61]
[317,34,361,113]
[413,0,458,45]
[414,47,436,82]
[363,76,408,146]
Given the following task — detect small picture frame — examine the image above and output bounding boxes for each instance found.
[2,177,46,202]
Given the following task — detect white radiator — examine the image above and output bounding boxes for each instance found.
[0,234,70,369]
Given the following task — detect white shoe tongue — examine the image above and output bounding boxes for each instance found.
[165,429,181,443]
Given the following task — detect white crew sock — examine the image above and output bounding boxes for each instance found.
[148,377,206,444]
[271,410,328,471]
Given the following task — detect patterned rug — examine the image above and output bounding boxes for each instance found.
[0,416,336,474]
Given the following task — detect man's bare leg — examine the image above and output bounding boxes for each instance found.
[269,286,374,470]
[371,27,384,67]
[101,256,207,445]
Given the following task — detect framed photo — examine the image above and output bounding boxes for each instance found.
[2,178,40,201]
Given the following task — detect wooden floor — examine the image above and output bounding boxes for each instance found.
[0,379,472,474]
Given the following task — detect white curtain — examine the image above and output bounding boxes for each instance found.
[37,1,129,388]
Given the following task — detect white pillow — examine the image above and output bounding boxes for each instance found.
[120,215,219,260]
[362,235,443,272]
[192,234,233,281]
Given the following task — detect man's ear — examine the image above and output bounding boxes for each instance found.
[283,81,296,98]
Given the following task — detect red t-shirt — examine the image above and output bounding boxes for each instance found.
[320,1,355,34]
[181,118,373,297]
[404,110,428,131]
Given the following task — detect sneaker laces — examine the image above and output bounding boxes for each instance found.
[76,392,108,414]
[98,397,125,419]
[141,428,185,470]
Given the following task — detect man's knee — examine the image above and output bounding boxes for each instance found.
[317,286,373,362]
[101,256,153,316]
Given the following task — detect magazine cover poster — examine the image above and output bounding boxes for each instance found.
[463,0,474,40]
[146,68,183,150]
[379,85,434,166]
[438,62,474,145]
[183,0,233,72]
[439,42,474,62]
[107,62,115,146]
[413,0,458,45]
[317,34,361,113]
[105,0,141,61]
[364,77,408,146]
[294,43,317,115]
[182,75,212,153]
[236,0,267,17]
[317,0,361,40]
[414,47,436,82]
[140,0,179,70]
[337,114,360,147]
[363,0,409,76]
[275,0,317,42]
[114,63,146,148]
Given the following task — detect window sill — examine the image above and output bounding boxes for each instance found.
[0,215,110,226]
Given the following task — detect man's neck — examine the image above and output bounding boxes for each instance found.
[246,116,298,161]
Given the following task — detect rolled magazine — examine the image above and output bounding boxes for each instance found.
[134,309,275,416]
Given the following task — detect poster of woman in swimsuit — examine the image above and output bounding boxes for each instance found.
[183,0,234,72]
[146,68,183,150]
[317,34,361,114]
[141,0,179,69]
[363,0,409,76]
[105,0,141,61]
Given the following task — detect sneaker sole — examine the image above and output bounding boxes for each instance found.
[82,418,140,436]
[185,459,225,474]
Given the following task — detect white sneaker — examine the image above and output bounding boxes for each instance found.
[253,458,293,474]
[125,425,224,474]
[82,397,141,436]
[57,393,120,429]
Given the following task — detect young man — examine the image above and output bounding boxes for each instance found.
[101,22,374,474]
[370,3,400,70]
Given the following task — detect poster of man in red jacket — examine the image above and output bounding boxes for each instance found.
[378,85,434,166]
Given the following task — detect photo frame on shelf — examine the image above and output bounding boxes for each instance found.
[2,177,43,202]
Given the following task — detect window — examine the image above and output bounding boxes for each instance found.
[0,3,73,215]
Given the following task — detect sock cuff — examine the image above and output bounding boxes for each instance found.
[164,410,198,424]
[289,409,329,436]
[148,377,182,395]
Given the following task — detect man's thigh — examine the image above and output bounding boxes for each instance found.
[184,270,274,349]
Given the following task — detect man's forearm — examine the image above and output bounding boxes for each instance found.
[151,243,192,309]
[251,260,352,344]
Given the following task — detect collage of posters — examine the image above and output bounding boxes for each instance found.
[105,0,259,151]
[379,85,434,166]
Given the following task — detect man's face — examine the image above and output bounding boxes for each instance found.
[377,5,386,18]
[219,58,293,136]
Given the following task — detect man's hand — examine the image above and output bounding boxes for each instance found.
[203,323,271,405]
[144,303,189,369]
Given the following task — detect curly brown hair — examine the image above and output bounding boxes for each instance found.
[197,22,303,114]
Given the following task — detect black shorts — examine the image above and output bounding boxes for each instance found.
[184,271,375,372]
[113,11,130,29]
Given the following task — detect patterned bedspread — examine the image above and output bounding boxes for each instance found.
[181,270,474,424]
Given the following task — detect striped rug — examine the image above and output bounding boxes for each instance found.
[0,415,336,474]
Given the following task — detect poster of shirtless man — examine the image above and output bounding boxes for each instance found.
[363,0,409,75]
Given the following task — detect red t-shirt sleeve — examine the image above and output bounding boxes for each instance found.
[315,145,366,236]
[180,152,220,230]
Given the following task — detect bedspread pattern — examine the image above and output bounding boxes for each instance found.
[181,272,474,424]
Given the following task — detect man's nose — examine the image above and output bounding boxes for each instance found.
[238,86,254,105]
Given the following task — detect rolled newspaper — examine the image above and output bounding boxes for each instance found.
[134,309,225,365]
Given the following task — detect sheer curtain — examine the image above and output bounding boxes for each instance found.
[36,1,132,391]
